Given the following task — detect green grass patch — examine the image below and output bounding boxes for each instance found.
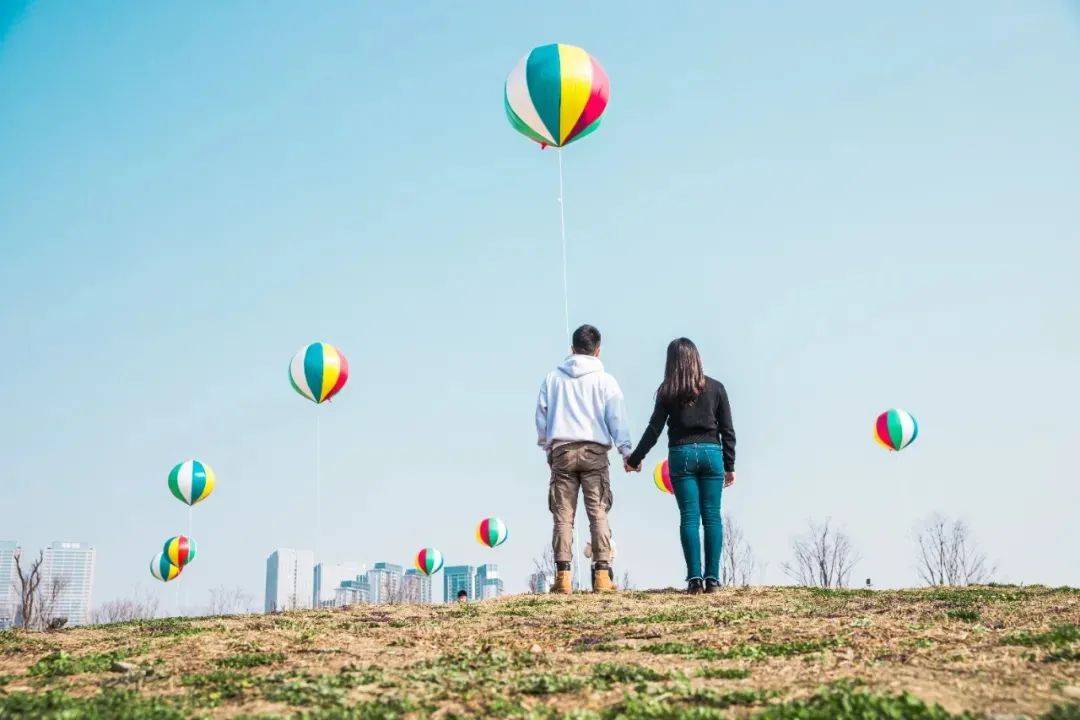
[698,666,751,679]
[127,617,205,638]
[1001,624,1078,648]
[946,608,980,622]
[27,648,138,678]
[516,672,587,695]
[720,637,842,660]
[213,651,285,669]
[750,683,975,719]
[1040,704,1080,720]
[1043,647,1080,663]
[0,688,186,719]
[602,687,770,718]
[591,662,669,686]
[641,641,719,660]
[181,669,259,707]
[610,610,694,625]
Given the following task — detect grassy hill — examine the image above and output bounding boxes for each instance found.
[0,585,1078,719]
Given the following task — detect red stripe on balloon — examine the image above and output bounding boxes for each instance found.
[480,518,491,547]
[875,413,894,449]
[417,548,427,574]
[326,349,349,402]
[662,461,673,493]
[566,55,610,144]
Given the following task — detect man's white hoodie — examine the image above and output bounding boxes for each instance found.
[536,354,632,457]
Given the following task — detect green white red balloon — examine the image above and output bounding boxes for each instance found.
[476,517,508,548]
[874,408,919,451]
[289,342,349,404]
[414,547,444,576]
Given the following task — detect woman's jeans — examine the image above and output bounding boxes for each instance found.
[669,443,725,581]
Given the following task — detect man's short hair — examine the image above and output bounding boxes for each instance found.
[572,324,601,355]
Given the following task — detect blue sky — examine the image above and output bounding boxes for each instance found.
[1,1,1078,609]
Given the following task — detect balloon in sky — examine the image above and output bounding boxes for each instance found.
[414,547,444,576]
[168,460,216,506]
[150,552,180,582]
[164,535,197,569]
[874,408,919,451]
[653,459,674,494]
[475,517,508,548]
[289,342,349,404]
[505,43,610,149]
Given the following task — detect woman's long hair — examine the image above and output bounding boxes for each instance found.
[658,337,706,406]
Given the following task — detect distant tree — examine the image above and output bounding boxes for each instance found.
[721,513,756,587]
[619,569,634,590]
[206,586,254,616]
[36,576,70,630]
[92,586,160,624]
[12,549,43,630]
[915,514,995,586]
[782,518,859,589]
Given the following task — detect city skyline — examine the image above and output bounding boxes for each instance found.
[0,540,96,628]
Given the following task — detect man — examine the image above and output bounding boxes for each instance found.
[536,324,632,593]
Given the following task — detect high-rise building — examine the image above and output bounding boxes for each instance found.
[0,541,16,629]
[528,571,549,595]
[335,574,371,606]
[367,562,404,604]
[264,549,315,612]
[313,562,362,607]
[40,542,96,626]
[402,569,432,604]
[443,565,475,603]
[475,564,504,600]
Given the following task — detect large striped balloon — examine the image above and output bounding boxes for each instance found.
[874,408,919,451]
[653,459,674,495]
[168,460,216,506]
[164,535,197,569]
[150,552,180,582]
[475,517,508,548]
[414,547,444,576]
[505,43,610,148]
[289,342,349,404]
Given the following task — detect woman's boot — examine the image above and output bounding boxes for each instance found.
[687,578,704,595]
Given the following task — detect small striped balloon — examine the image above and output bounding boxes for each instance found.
[505,43,610,149]
[414,547,444,576]
[475,517,508,548]
[653,459,674,494]
[168,460,216,506]
[874,408,919,451]
[289,342,349,404]
[164,535,197,569]
[150,552,180,582]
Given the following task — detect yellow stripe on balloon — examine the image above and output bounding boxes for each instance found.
[320,346,341,402]
[557,44,593,144]
[198,465,216,502]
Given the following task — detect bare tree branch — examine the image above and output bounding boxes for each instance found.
[206,586,254,616]
[91,586,160,624]
[12,549,43,630]
[721,513,757,587]
[782,518,859,588]
[915,514,995,586]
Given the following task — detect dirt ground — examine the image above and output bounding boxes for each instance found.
[0,585,1077,718]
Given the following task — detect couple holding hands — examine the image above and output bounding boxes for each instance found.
[536,324,737,595]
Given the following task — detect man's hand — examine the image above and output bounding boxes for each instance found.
[623,459,641,473]
[724,471,736,487]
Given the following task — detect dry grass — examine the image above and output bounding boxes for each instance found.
[0,585,1077,718]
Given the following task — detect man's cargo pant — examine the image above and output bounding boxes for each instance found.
[548,441,613,564]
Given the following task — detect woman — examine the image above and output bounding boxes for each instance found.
[626,338,736,594]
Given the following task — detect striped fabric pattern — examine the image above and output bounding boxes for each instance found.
[475,517,508,548]
[874,408,919,451]
[505,43,610,148]
[167,460,216,506]
[164,535,197,569]
[151,552,180,582]
[653,459,674,494]
[414,547,444,576]
[289,342,349,404]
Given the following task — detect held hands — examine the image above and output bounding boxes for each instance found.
[623,459,642,473]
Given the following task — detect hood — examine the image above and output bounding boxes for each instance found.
[558,354,604,378]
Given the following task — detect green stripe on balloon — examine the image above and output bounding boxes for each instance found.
[304,343,324,403]
[526,44,562,145]
[189,461,205,506]
[563,116,602,146]
[887,410,903,450]
[504,95,551,146]
[167,463,185,504]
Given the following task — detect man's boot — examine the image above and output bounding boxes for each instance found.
[592,563,616,593]
[551,563,572,594]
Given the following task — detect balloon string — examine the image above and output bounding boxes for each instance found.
[557,147,569,344]
[315,411,321,569]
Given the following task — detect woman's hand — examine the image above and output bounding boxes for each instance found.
[623,459,641,473]
[724,471,736,487]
